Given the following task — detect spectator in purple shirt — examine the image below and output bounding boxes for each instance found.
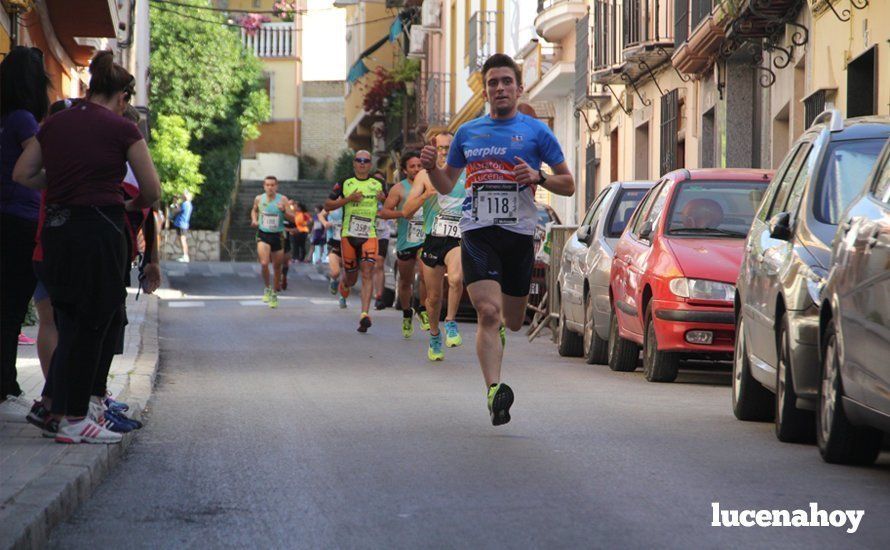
[0,46,50,412]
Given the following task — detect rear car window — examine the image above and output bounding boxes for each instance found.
[606,188,648,237]
[815,138,886,224]
[666,181,768,237]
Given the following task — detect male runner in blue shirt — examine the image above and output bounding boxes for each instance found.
[420,53,575,426]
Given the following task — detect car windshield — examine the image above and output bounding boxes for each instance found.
[606,188,648,237]
[666,181,768,237]
[815,138,886,225]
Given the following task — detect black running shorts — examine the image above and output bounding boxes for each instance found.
[460,226,534,297]
[421,235,461,268]
[377,238,389,259]
[328,238,341,257]
[396,244,421,262]
[256,230,285,253]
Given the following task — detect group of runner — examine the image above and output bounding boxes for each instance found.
[250,54,575,426]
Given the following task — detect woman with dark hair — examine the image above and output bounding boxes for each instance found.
[0,46,51,414]
[14,50,161,443]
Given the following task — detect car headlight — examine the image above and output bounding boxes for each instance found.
[669,278,735,301]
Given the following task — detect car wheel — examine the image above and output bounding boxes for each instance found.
[642,306,679,383]
[774,313,815,443]
[732,315,774,421]
[608,306,639,372]
[557,299,584,357]
[583,294,608,365]
[816,324,882,465]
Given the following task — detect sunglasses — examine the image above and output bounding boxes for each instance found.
[354,158,372,164]
[436,146,450,151]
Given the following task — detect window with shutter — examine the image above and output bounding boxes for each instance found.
[660,89,679,176]
[575,15,590,106]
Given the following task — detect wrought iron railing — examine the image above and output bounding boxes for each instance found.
[468,10,498,73]
[421,72,452,127]
[537,0,583,12]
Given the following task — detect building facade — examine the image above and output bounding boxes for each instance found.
[222,0,303,181]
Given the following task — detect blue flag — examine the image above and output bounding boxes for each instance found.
[389,17,403,42]
[347,59,369,84]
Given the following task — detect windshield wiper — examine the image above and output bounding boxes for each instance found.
[668,227,747,237]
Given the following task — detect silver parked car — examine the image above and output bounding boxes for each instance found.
[556,181,654,362]
[732,110,890,443]
[817,136,890,465]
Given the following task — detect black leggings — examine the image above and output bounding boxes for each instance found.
[0,214,38,397]
[46,303,118,417]
[292,232,308,261]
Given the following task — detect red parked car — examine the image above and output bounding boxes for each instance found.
[608,169,772,382]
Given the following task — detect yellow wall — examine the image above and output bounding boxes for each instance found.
[809,0,889,117]
[265,57,298,119]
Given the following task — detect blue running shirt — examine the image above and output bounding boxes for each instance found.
[446,112,565,236]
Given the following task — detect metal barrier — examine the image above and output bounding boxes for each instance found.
[548,225,578,340]
[527,224,578,342]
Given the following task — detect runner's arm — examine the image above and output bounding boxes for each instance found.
[378,186,404,220]
[401,172,434,218]
[250,196,260,227]
[279,195,296,222]
[318,210,331,228]
[539,161,575,197]
[323,181,355,211]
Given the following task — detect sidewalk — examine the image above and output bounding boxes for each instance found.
[0,290,160,550]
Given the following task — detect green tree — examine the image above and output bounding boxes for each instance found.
[149,0,270,229]
[149,114,204,202]
[332,150,355,183]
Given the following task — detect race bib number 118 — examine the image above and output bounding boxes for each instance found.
[472,182,518,225]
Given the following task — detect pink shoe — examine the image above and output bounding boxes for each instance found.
[18,333,36,345]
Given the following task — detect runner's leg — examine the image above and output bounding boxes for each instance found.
[271,249,284,292]
[359,260,374,314]
[443,246,463,322]
[257,240,272,289]
[466,280,505,386]
[501,294,529,332]
[397,257,415,311]
[422,264,446,335]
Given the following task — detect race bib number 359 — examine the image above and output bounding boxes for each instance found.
[348,216,372,238]
[472,182,518,225]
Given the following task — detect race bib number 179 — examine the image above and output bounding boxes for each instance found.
[472,182,518,225]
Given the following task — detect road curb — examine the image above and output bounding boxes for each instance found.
[1,296,160,550]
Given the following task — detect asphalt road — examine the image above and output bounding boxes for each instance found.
[50,262,889,548]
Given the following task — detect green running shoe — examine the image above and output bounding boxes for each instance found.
[268,291,279,309]
[499,324,506,348]
[418,309,430,331]
[338,295,347,309]
[444,320,462,347]
[402,316,414,339]
[487,383,514,426]
[329,279,338,295]
[262,287,272,303]
[428,332,444,361]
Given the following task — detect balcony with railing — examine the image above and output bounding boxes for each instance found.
[671,0,724,75]
[621,0,674,63]
[521,40,564,93]
[468,11,498,74]
[535,0,589,43]
[241,22,296,58]
[419,71,452,129]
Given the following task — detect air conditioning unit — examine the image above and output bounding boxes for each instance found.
[421,0,441,30]
[407,26,427,59]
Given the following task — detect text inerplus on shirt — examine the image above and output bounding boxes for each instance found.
[37,101,143,207]
[446,112,565,236]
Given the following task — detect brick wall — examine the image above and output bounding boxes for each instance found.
[302,81,346,178]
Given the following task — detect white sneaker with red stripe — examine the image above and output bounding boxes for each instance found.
[55,417,122,444]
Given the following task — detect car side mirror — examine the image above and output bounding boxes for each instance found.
[577,225,592,245]
[768,212,792,241]
[639,221,653,240]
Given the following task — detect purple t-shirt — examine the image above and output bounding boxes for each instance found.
[0,109,41,220]
[38,101,143,207]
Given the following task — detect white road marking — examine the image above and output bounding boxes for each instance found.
[238,272,255,278]
[167,272,186,278]
[310,299,338,305]
[167,301,205,308]
[239,300,267,306]
[307,273,328,281]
